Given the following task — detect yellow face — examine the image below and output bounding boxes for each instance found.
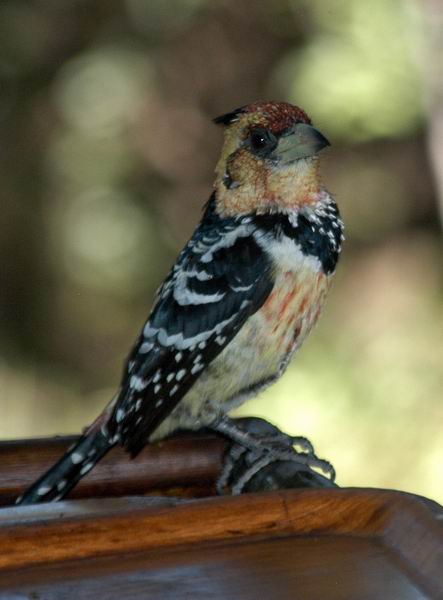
[213,102,329,217]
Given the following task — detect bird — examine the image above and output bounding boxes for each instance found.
[16,101,344,505]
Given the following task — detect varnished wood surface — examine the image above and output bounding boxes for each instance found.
[0,437,442,598]
[0,536,429,600]
[0,434,226,505]
[0,489,442,599]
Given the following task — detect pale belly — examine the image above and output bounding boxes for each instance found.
[150,263,331,441]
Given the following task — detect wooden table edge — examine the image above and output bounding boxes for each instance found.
[0,488,440,571]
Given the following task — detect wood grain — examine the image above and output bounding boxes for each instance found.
[0,436,442,598]
[0,488,441,598]
[0,536,429,600]
[0,433,226,505]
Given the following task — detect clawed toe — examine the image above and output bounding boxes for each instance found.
[211,416,337,495]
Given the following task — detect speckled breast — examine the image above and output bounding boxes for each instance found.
[223,257,330,393]
[173,249,331,425]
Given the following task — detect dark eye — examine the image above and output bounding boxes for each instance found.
[250,131,267,150]
[249,127,277,156]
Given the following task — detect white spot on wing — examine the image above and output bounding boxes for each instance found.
[200,225,251,263]
[80,462,94,476]
[143,324,158,338]
[71,452,84,464]
[158,329,170,346]
[139,341,154,353]
[176,369,186,381]
[173,269,225,305]
[185,268,212,281]
[230,283,253,292]
[130,375,147,391]
[191,362,204,375]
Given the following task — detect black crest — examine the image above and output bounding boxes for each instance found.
[213,106,246,126]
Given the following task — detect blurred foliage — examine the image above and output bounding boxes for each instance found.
[0,0,442,503]
[280,0,425,140]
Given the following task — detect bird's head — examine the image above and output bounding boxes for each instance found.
[213,101,330,216]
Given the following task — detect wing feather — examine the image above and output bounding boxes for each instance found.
[108,199,274,455]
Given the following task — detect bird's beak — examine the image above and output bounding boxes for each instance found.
[276,123,330,162]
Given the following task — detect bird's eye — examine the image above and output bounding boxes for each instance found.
[251,131,267,149]
[249,128,277,156]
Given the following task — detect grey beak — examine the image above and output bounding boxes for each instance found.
[276,123,330,161]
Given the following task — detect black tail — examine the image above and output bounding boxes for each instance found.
[16,430,113,505]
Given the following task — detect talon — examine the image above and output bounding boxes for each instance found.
[289,436,315,455]
[212,416,337,494]
[216,443,247,494]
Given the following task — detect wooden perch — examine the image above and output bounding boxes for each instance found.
[0,433,226,506]
[0,420,338,506]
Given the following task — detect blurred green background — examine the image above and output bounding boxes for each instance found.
[1,0,442,502]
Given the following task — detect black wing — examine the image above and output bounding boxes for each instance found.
[108,197,274,455]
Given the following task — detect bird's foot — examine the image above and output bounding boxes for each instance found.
[210,416,336,495]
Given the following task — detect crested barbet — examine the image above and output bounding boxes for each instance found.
[17,101,344,504]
